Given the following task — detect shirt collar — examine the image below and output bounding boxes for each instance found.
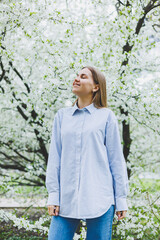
[71,101,96,115]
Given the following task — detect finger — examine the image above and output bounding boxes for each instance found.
[48,205,56,216]
[116,211,119,216]
[116,211,122,220]
[118,211,126,220]
[52,206,56,216]
[55,206,60,216]
[116,211,121,219]
[48,206,52,216]
[122,211,126,218]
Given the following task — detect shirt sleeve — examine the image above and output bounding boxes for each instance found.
[45,109,62,206]
[105,110,129,211]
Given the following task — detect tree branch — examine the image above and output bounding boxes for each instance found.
[0,163,27,172]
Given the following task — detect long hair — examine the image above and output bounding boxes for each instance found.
[72,66,108,108]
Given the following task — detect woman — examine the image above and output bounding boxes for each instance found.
[46,66,129,240]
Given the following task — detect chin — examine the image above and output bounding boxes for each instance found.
[72,89,78,94]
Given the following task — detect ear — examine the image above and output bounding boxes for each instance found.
[93,84,99,93]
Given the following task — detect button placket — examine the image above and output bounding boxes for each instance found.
[75,110,86,192]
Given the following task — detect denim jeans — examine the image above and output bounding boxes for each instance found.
[48,204,115,240]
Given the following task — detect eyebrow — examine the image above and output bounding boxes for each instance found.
[77,73,88,77]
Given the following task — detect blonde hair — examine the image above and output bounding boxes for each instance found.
[72,65,108,108]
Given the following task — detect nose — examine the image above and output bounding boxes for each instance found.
[73,76,80,84]
[75,75,80,81]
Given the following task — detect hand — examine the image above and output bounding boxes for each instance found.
[116,210,127,220]
[48,205,60,216]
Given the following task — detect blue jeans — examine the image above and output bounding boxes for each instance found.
[48,204,115,240]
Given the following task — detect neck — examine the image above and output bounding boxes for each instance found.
[77,98,93,109]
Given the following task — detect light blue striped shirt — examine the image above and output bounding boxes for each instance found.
[45,101,129,219]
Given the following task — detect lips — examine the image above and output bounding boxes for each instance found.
[73,83,80,86]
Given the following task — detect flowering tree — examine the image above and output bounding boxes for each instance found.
[0,0,160,239]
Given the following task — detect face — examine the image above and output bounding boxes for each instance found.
[72,68,99,97]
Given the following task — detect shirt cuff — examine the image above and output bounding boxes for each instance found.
[46,192,60,206]
[115,197,128,211]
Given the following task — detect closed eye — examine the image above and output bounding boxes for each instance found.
[76,73,88,78]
